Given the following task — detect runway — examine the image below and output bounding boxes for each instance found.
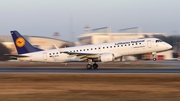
[0,60,179,74]
[1,67,180,74]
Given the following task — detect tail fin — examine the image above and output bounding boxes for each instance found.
[11,30,43,54]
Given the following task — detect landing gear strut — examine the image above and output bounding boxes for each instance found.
[120,56,123,62]
[86,63,98,69]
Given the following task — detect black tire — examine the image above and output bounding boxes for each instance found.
[86,64,92,69]
[93,64,98,69]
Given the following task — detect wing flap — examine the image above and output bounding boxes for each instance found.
[64,52,99,59]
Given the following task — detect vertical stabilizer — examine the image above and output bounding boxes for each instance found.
[11,30,43,54]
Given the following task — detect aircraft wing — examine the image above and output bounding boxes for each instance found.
[53,44,100,60]
[64,52,100,61]
[64,51,98,56]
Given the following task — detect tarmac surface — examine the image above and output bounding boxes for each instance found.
[0,60,179,74]
[1,67,180,74]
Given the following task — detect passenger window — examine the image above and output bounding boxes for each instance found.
[84,49,85,51]
[95,48,96,50]
[128,44,130,46]
[125,44,126,46]
[91,48,93,50]
[87,49,89,51]
[114,46,116,48]
[49,53,51,55]
[103,47,105,49]
[99,47,100,49]
[56,52,58,54]
[121,45,123,47]
[107,46,108,48]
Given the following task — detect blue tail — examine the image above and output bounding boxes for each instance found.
[11,30,43,54]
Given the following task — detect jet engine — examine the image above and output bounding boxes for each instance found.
[99,53,115,62]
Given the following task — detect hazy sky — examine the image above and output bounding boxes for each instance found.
[0,0,180,41]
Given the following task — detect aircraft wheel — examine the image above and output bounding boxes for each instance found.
[153,58,156,61]
[93,63,98,69]
[86,64,92,69]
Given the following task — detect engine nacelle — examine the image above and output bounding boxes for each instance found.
[99,53,115,62]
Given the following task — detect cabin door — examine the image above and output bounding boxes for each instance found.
[147,40,151,48]
[43,52,47,60]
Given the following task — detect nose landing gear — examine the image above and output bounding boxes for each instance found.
[152,52,156,61]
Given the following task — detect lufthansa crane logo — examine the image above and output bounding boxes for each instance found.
[15,37,25,47]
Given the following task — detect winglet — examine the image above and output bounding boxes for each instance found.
[53,44,65,53]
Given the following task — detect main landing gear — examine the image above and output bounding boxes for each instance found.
[86,63,98,69]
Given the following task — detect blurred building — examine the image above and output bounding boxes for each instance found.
[0,35,74,54]
[78,27,167,45]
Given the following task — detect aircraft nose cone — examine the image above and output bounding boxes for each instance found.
[167,44,172,49]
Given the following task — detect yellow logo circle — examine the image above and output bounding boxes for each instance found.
[15,37,25,47]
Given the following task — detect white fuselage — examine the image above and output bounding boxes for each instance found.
[17,38,172,62]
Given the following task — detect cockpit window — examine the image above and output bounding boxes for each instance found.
[156,40,163,43]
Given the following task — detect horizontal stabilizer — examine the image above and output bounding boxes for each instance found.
[4,54,29,57]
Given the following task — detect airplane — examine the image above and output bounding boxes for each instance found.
[6,30,172,69]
